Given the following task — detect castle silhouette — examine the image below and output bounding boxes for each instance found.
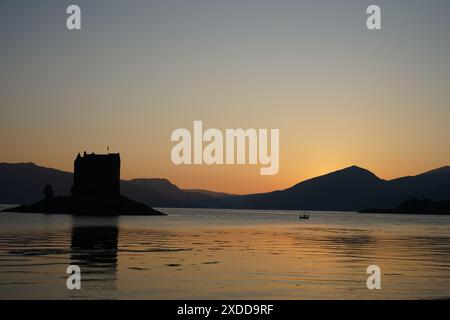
[72,152,121,197]
[4,152,164,216]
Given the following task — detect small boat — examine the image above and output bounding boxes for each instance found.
[299,213,309,220]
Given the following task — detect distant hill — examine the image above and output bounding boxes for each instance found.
[0,163,221,207]
[205,166,450,211]
[182,189,235,198]
[1,162,449,211]
[121,178,225,207]
[388,167,450,201]
[0,163,72,204]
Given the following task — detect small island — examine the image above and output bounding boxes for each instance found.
[359,197,450,215]
[2,152,164,216]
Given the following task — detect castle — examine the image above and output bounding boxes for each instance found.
[5,151,163,215]
[72,152,120,197]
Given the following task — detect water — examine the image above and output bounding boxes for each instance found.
[0,205,450,299]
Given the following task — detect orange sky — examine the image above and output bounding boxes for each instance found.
[1,1,450,194]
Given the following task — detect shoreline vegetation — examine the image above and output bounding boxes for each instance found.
[359,197,450,215]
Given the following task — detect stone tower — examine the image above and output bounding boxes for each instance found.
[72,152,120,197]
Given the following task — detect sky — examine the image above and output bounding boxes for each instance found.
[1,0,450,194]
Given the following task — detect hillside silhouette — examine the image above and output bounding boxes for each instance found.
[0,163,231,207]
[213,166,450,211]
[1,162,449,211]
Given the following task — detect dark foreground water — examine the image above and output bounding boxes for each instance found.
[0,205,450,299]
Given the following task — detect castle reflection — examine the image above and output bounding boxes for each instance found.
[70,216,119,297]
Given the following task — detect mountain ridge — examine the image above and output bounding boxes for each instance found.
[1,162,449,211]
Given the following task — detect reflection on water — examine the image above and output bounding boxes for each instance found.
[0,207,450,299]
[69,217,119,297]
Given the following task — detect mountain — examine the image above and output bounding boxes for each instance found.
[121,178,224,207]
[388,166,450,201]
[206,166,450,211]
[0,163,72,204]
[0,163,220,207]
[1,162,449,211]
[182,189,234,198]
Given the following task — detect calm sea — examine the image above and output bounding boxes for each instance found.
[0,205,450,299]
